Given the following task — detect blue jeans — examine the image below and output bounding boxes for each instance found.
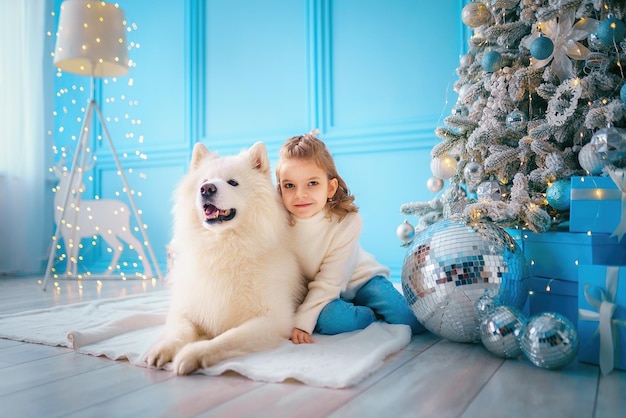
[314,276,425,335]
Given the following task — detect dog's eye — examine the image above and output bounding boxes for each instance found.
[227,179,239,187]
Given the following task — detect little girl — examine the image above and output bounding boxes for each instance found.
[276,131,424,344]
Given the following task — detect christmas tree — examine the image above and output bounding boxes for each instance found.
[401,0,626,235]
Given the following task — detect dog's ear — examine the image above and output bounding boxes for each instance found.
[248,142,270,174]
[190,143,218,169]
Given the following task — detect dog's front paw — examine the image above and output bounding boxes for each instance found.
[172,347,202,375]
[144,340,179,369]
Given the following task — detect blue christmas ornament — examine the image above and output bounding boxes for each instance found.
[621,84,626,104]
[546,179,571,210]
[481,51,502,73]
[597,15,626,45]
[530,34,554,60]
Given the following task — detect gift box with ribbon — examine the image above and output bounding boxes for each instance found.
[521,231,626,282]
[570,170,626,241]
[578,264,626,375]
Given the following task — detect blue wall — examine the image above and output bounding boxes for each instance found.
[51,0,467,281]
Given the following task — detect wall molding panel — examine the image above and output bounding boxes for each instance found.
[316,1,464,138]
[186,0,207,145]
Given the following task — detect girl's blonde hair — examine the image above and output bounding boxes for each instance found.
[276,132,358,221]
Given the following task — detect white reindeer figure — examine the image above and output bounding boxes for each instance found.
[51,162,154,278]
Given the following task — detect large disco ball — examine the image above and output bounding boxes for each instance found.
[401,218,528,343]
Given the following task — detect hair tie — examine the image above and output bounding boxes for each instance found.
[305,128,320,138]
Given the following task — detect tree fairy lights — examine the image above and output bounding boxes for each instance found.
[400,0,626,235]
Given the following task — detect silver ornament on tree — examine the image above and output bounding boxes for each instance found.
[461,1,491,28]
[587,32,607,51]
[505,109,528,133]
[401,219,528,343]
[460,53,474,67]
[578,142,607,175]
[396,220,415,246]
[520,312,579,369]
[463,160,485,192]
[426,176,444,193]
[480,305,528,358]
[430,155,458,180]
[452,102,469,117]
[458,84,471,101]
[590,125,626,162]
[476,179,503,201]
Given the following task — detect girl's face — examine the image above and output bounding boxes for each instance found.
[278,158,338,219]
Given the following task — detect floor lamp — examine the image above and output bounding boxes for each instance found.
[42,0,162,290]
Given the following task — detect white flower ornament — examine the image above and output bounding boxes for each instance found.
[522,15,598,82]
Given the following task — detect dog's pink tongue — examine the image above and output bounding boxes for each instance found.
[205,205,219,219]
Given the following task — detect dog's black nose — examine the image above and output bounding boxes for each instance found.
[200,183,217,196]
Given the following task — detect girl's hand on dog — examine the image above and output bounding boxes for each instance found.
[291,328,313,344]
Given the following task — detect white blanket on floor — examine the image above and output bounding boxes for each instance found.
[0,290,411,388]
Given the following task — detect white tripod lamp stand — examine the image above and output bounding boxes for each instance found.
[43,0,162,290]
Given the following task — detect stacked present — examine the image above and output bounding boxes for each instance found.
[519,230,626,328]
[578,265,626,375]
[507,169,626,374]
[570,169,626,375]
[570,173,625,236]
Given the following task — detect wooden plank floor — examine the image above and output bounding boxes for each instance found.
[0,276,624,418]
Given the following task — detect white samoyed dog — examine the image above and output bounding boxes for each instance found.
[144,142,304,375]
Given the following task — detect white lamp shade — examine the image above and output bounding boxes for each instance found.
[54,0,129,77]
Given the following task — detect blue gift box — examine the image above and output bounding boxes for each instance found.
[578,265,626,374]
[524,276,578,327]
[570,176,623,234]
[521,231,626,282]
